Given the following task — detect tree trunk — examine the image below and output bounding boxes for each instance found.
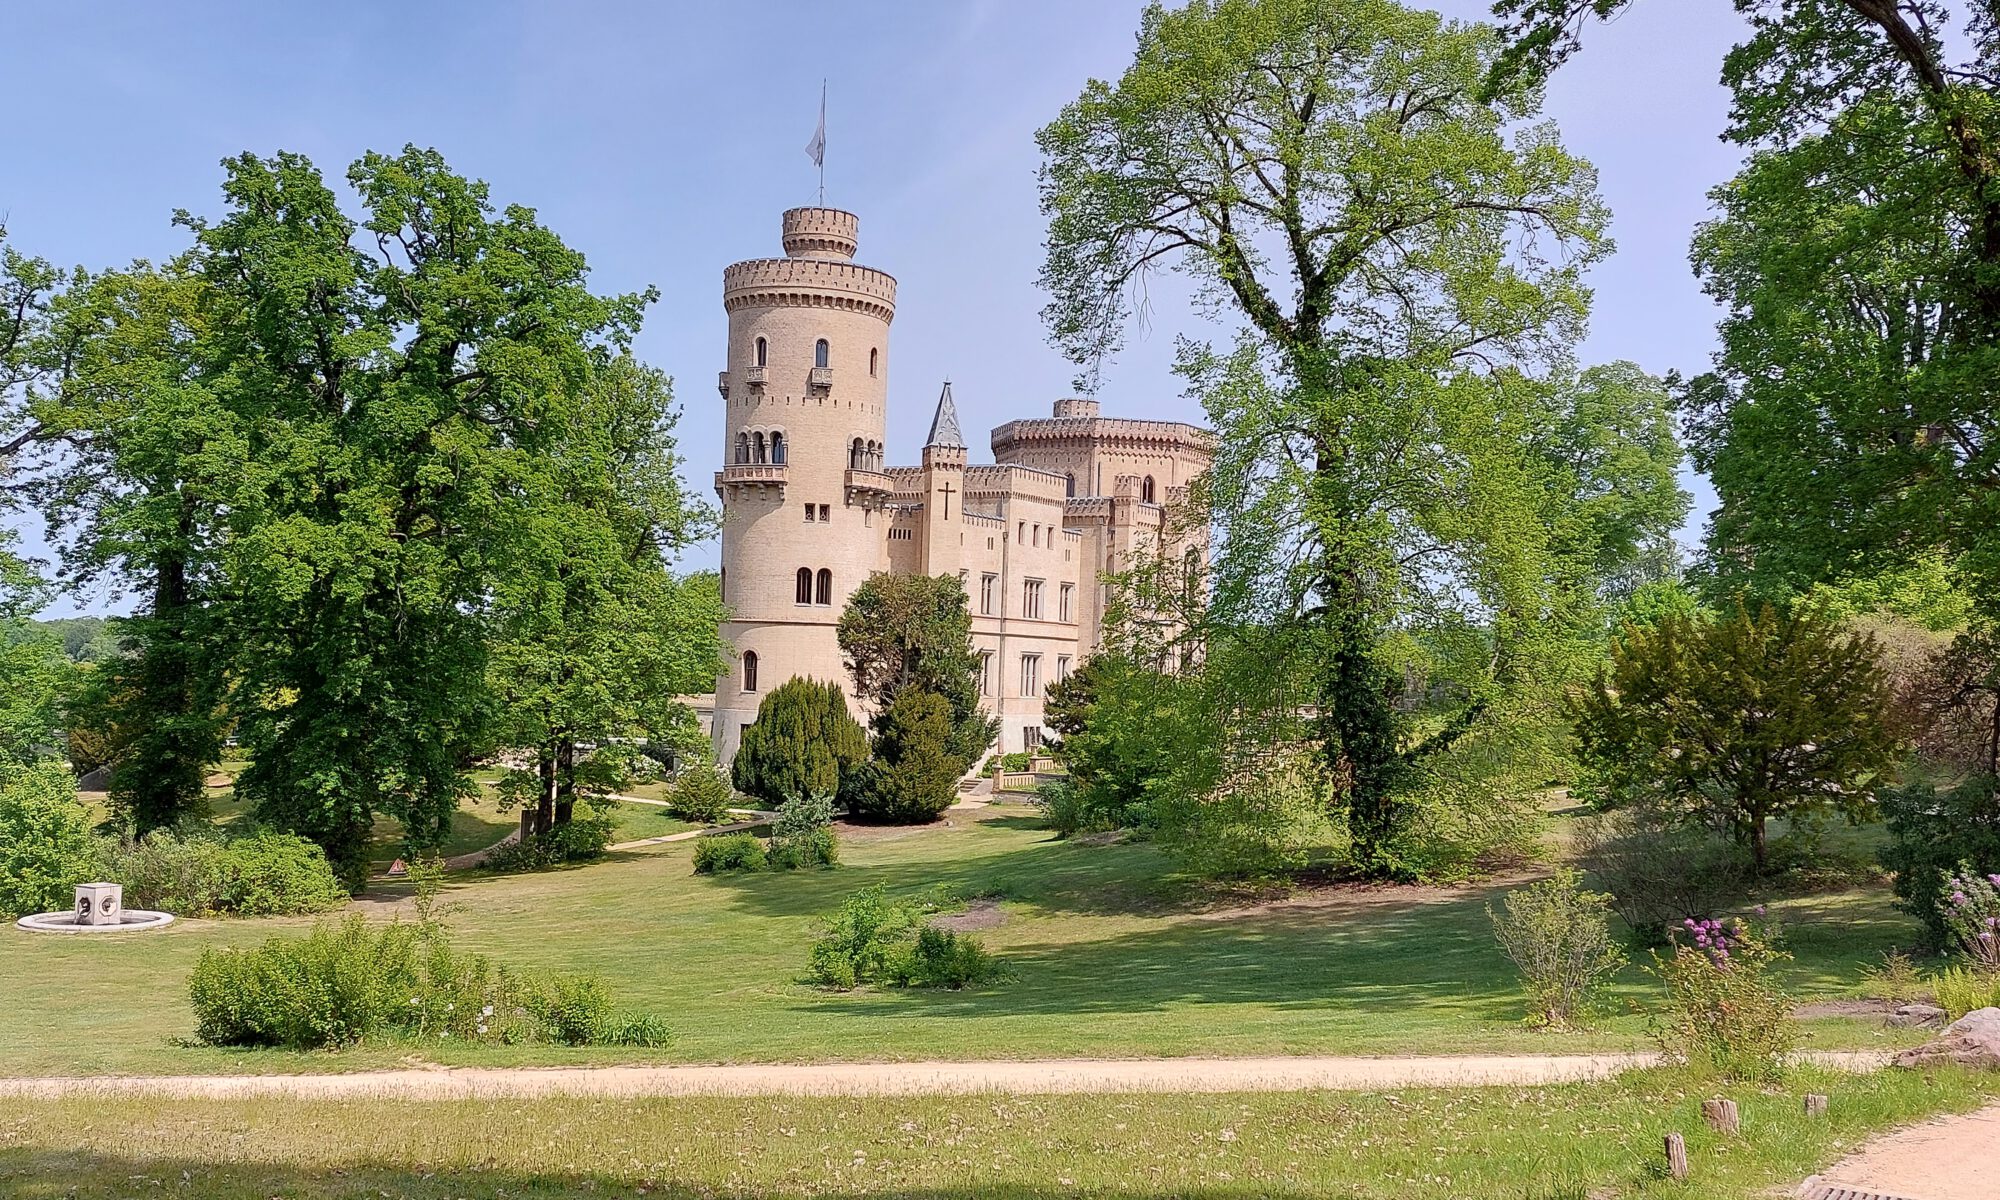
[1316,544,1407,877]
[1750,811,1769,875]
[533,749,555,838]
[552,737,576,826]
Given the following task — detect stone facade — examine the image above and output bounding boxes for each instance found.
[707,208,1211,763]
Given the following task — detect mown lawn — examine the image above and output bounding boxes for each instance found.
[0,1066,1991,1198]
[0,803,1931,1077]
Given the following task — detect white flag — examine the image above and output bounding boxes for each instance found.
[805,85,826,168]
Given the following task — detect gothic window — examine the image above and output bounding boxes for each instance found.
[1065,472,1075,498]
[1023,578,1044,619]
[753,432,767,464]
[869,347,878,376]
[850,438,864,470]
[1142,475,1156,503]
[814,339,830,368]
[754,336,768,367]
[1059,583,1074,623]
[868,440,881,469]
[980,573,997,615]
[814,568,832,605]
[980,652,994,696]
[1056,655,1071,682]
[742,651,759,693]
[795,567,812,605]
[735,433,749,464]
[770,431,786,465]
[1020,653,1041,697]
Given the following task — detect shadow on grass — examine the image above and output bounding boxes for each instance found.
[0,1151,1403,1200]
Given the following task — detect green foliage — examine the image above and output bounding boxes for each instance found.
[1037,0,1664,879]
[890,925,1003,990]
[523,973,613,1046]
[691,832,767,874]
[1573,605,1902,871]
[189,917,422,1048]
[668,762,734,823]
[1649,918,1796,1082]
[1880,775,2000,949]
[845,690,964,824]
[1571,808,1753,942]
[0,762,95,917]
[99,829,346,916]
[767,791,838,870]
[1487,869,1626,1029]
[805,884,996,991]
[836,572,996,767]
[730,677,867,808]
[483,799,616,873]
[1042,653,1161,831]
[0,621,70,768]
[1929,965,2000,1022]
[1937,863,2000,973]
[1032,779,1101,838]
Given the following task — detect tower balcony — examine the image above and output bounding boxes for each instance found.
[843,468,893,506]
[716,370,729,398]
[714,463,788,497]
[807,366,833,391]
[743,365,767,387]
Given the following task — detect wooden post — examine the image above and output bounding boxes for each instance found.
[1702,1098,1741,1135]
[1804,1094,1828,1117]
[1664,1132,1688,1180]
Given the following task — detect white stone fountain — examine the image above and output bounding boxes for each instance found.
[15,882,174,933]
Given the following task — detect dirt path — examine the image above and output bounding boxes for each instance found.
[1799,1103,2000,1200]
[0,1051,1889,1101]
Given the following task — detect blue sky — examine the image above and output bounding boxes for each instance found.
[3,1,1746,616]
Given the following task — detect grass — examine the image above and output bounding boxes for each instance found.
[0,805,1935,1077]
[0,1066,1991,1198]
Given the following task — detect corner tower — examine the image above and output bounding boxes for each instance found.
[712,208,896,761]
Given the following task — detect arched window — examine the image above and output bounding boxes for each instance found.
[1065,472,1076,498]
[796,568,812,605]
[1142,475,1156,503]
[735,433,749,464]
[753,432,767,464]
[754,336,768,367]
[814,568,832,605]
[770,431,786,465]
[814,339,830,369]
[850,438,864,470]
[869,347,878,377]
[742,651,759,693]
[869,440,881,469]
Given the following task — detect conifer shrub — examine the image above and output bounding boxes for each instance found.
[846,690,963,823]
[669,762,735,823]
[731,678,868,807]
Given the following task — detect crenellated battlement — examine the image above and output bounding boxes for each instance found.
[722,257,897,322]
[782,207,860,260]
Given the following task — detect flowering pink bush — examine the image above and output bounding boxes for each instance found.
[1651,912,1794,1081]
[1938,865,2000,973]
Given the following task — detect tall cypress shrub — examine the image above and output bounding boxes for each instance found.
[730,677,867,807]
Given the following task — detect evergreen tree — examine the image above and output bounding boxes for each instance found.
[836,572,996,767]
[730,677,867,808]
[846,690,963,823]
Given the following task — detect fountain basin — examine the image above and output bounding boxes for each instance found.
[17,909,175,933]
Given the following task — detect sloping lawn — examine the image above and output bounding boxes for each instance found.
[0,804,1928,1076]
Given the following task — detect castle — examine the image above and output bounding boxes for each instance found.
[707,207,1212,762]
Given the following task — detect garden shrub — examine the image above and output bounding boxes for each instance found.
[220,832,348,914]
[767,791,838,869]
[188,916,421,1048]
[1938,862,2000,972]
[605,1012,673,1047]
[845,690,964,823]
[103,829,230,914]
[891,925,1001,989]
[1930,965,2000,1020]
[485,799,616,872]
[1572,808,1752,942]
[1033,778,1101,837]
[669,762,734,823]
[1882,775,2000,949]
[1649,916,1795,1081]
[525,972,613,1046]
[731,677,868,807]
[0,762,95,917]
[1487,869,1626,1029]
[806,884,998,990]
[692,832,767,874]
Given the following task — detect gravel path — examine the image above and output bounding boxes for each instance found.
[0,1051,1890,1101]
[1799,1103,2000,1200]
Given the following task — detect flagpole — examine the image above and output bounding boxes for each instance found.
[818,80,827,205]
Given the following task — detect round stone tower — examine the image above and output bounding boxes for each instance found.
[711,208,896,761]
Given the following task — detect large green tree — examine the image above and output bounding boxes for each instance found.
[1037,0,1624,874]
[1493,0,2000,611]
[488,355,724,836]
[731,676,868,808]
